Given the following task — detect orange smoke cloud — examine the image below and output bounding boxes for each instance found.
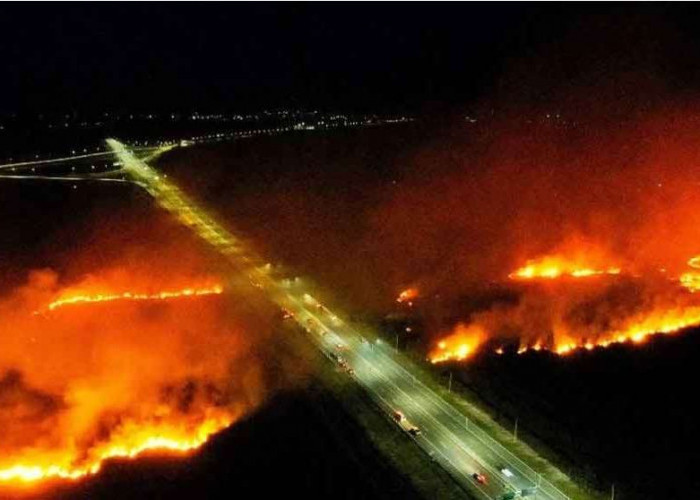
[367,93,700,364]
[431,272,700,362]
[0,267,268,490]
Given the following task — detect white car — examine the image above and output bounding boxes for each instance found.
[500,467,514,478]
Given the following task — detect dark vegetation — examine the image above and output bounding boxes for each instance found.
[440,330,700,499]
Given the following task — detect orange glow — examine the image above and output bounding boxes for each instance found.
[0,410,233,484]
[509,255,621,281]
[0,269,264,492]
[431,305,700,362]
[432,250,700,362]
[679,255,700,292]
[513,304,700,356]
[429,324,486,363]
[396,287,418,304]
[41,284,224,313]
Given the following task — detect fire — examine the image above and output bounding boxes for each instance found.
[0,269,266,492]
[0,411,233,484]
[515,304,700,356]
[509,255,621,281]
[41,284,223,313]
[431,306,700,362]
[429,324,486,363]
[431,251,700,363]
[396,287,418,305]
[679,255,700,292]
[430,302,700,362]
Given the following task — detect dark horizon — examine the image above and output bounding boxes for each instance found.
[0,4,519,114]
[5,4,699,116]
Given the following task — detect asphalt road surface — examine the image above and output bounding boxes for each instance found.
[106,138,578,500]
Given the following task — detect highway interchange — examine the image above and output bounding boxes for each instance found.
[102,138,582,500]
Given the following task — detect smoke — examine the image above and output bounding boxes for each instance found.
[0,263,273,480]
[367,12,700,356]
[140,10,700,358]
[0,193,300,489]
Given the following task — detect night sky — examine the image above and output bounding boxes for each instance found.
[1,4,700,114]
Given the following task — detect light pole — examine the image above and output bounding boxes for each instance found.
[448,372,453,392]
[513,417,518,441]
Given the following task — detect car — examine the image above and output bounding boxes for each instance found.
[392,410,404,422]
[346,368,356,376]
[472,472,488,485]
[408,426,421,436]
[500,467,514,478]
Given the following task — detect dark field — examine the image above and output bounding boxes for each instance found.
[442,330,700,499]
[156,123,430,314]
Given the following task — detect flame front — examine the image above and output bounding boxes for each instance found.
[518,304,700,356]
[42,284,223,313]
[429,324,486,363]
[509,255,621,281]
[431,250,700,362]
[432,304,700,362]
[0,410,234,484]
[0,270,261,492]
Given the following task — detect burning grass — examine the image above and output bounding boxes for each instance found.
[430,254,700,363]
[0,267,268,490]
